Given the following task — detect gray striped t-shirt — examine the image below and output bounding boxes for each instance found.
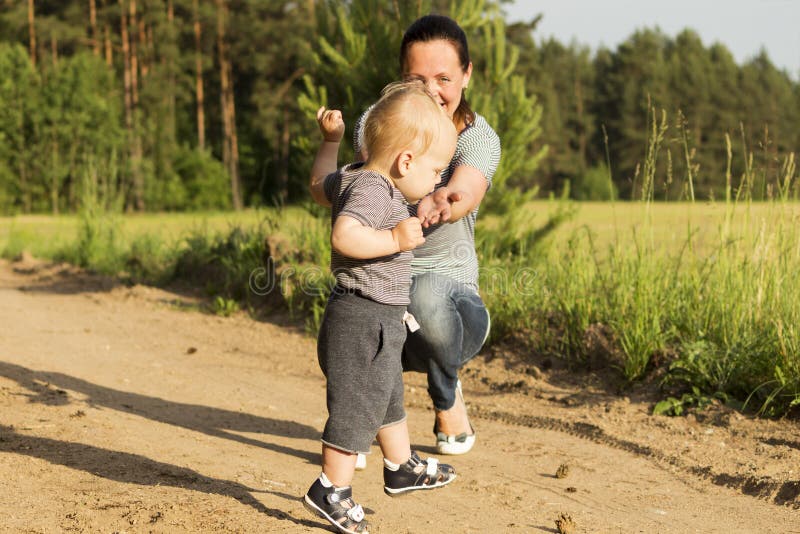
[323,163,413,305]
[355,112,501,291]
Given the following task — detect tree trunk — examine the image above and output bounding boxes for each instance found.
[307,0,316,31]
[193,0,206,150]
[166,0,176,141]
[121,3,132,179]
[129,0,143,210]
[138,9,148,78]
[574,75,586,172]
[28,0,36,66]
[226,83,241,206]
[121,2,143,211]
[272,67,305,202]
[215,0,242,210]
[89,0,100,56]
[129,0,139,107]
[102,0,112,65]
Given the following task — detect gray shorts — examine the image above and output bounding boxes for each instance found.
[317,290,407,454]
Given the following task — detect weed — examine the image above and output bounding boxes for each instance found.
[212,296,240,317]
[653,387,730,417]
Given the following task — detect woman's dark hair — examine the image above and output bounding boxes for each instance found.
[400,14,475,127]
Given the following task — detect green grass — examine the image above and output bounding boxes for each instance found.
[480,195,800,414]
[3,199,799,417]
[0,209,289,260]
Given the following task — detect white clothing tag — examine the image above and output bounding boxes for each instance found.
[403,311,421,333]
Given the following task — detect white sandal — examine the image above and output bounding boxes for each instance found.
[355,453,367,471]
[434,380,476,455]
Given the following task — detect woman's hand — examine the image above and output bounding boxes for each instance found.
[310,107,345,207]
[416,187,464,228]
[316,106,345,142]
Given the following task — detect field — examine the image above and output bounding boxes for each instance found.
[5,199,798,259]
[2,200,800,417]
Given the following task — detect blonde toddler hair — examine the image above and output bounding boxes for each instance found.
[362,80,450,167]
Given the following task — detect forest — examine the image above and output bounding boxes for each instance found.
[1,0,798,214]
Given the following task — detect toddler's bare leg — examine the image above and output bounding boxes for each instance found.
[376,419,411,464]
[322,444,358,487]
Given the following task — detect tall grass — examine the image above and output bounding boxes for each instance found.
[2,110,798,416]
[477,109,800,416]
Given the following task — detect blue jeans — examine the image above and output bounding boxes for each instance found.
[402,272,490,411]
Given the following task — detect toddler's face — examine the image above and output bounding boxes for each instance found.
[398,123,457,203]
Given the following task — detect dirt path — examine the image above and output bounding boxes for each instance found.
[0,258,798,533]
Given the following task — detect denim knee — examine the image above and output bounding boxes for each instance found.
[403,273,489,410]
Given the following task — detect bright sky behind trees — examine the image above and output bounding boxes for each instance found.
[505,0,799,79]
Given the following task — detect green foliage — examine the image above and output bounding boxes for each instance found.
[466,12,547,212]
[171,146,231,211]
[270,209,334,332]
[0,43,41,213]
[173,224,268,303]
[296,0,428,170]
[570,164,617,201]
[509,24,800,201]
[2,2,799,211]
[653,387,730,417]
[61,160,123,274]
[212,296,240,317]
[476,195,575,341]
[0,43,122,215]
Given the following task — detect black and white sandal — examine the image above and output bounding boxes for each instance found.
[383,451,456,496]
[303,477,369,534]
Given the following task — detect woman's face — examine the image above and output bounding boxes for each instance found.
[403,40,472,121]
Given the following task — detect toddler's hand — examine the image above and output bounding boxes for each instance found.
[316,106,345,142]
[391,217,425,251]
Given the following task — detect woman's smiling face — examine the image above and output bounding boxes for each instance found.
[403,39,472,121]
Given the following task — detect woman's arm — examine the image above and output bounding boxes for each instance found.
[417,165,488,227]
[418,118,500,225]
[438,165,488,221]
[309,107,344,207]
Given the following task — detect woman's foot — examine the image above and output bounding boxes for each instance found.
[434,380,475,455]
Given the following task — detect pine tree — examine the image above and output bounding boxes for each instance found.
[594,28,671,199]
[297,0,546,212]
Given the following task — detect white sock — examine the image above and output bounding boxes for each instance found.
[383,458,401,471]
[319,472,333,487]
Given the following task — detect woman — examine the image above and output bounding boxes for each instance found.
[355,14,500,457]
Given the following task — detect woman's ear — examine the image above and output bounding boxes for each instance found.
[395,150,414,177]
[463,61,473,89]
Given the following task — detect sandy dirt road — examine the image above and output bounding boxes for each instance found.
[0,258,798,533]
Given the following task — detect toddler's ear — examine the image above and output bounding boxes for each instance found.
[396,150,414,177]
